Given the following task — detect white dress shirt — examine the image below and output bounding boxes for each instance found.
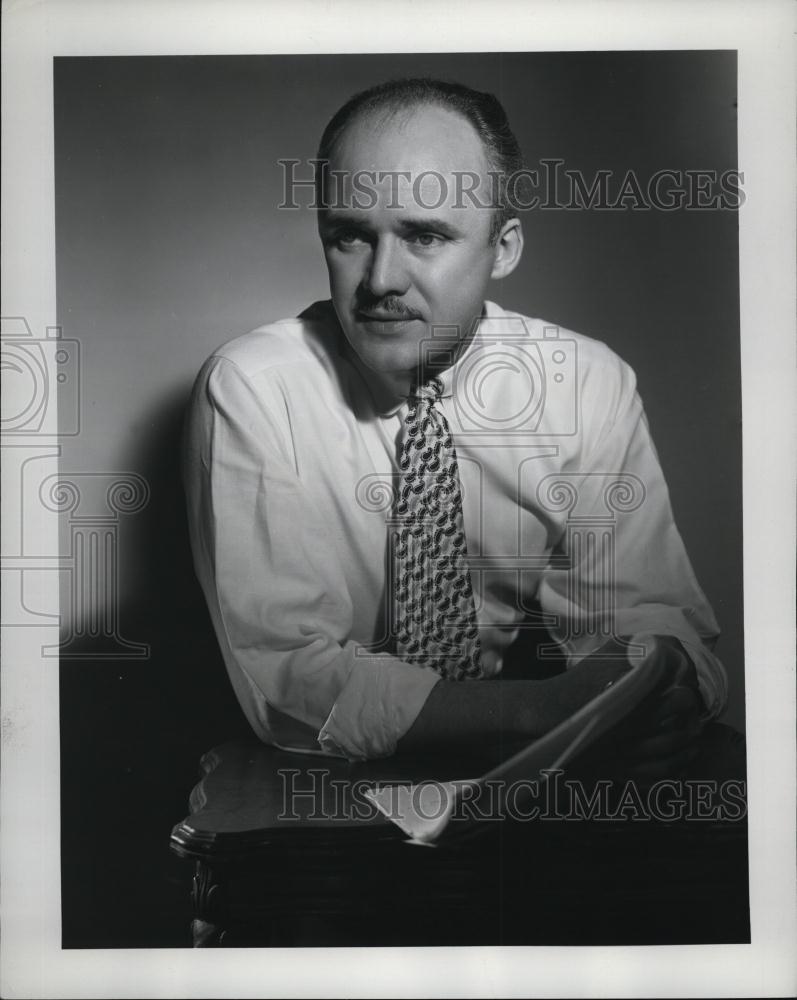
[183,299,728,761]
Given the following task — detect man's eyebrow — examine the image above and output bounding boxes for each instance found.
[318,212,372,231]
[398,217,463,238]
[319,213,463,238]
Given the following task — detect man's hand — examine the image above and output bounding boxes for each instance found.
[608,635,705,779]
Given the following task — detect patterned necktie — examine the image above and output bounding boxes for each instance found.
[392,376,483,680]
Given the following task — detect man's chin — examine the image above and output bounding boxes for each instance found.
[344,330,428,376]
[353,348,421,376]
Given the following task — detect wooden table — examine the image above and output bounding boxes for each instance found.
[170,738,749,947]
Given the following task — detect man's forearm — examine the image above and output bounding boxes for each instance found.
[397,656,630,753]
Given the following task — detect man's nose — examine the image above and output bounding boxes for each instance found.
[362,238,411,298]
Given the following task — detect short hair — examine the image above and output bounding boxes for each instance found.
[315,77,526,243]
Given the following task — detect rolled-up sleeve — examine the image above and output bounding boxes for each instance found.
[536,348,729,718]
[182,355,440,760]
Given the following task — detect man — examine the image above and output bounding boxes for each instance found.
[183,78,729,774]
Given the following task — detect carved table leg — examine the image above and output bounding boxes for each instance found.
[192,918,225,947]
[191,861,227,947]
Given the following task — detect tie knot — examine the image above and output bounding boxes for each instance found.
[409,376,444,405]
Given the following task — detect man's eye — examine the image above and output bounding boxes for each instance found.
[336,230,366,247]
[408,233,443,247]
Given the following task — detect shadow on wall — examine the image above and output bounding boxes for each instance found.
[125,382,242,723]
[58,383,251,949]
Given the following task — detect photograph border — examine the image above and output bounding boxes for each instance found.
[2,1,795,997]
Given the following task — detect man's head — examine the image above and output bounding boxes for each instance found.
[315,78,526,386]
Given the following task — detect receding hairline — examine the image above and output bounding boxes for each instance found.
[319,98,501,173]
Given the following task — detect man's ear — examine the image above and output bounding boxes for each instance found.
[490,218,524,280]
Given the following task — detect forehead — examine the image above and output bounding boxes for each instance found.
[324,104,495,219]
[330,104,491,176]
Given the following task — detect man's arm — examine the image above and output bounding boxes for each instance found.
[483,338,720,775]
[183,351,442,761]
[399,635,703,778]
[398,665,623,752]
[534,342,727,724]
[398,644,633,752]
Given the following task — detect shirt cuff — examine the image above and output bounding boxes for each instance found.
[317,653,442,761]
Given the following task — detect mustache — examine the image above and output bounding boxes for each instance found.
[355,295,423,320]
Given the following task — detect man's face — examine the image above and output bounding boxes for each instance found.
[318,105,519,380]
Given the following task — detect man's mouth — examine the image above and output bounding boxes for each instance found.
[357,309,420,322]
